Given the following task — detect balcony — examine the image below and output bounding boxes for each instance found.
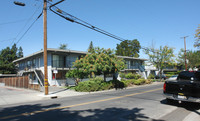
[52,60,74,68]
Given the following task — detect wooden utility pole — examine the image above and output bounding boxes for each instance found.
[43,0,48,95]
[181,36,188,71]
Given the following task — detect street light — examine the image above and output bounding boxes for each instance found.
[14,1,25,6]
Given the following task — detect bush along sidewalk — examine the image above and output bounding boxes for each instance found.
[73,77,155,92]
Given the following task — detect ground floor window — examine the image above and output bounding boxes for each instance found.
[52,70,67,80]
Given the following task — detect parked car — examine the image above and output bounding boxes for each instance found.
[167,75,178,81]
[163,71,200,103]
[155,74,167,80]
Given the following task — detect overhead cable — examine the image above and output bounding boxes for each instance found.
[48,0,156,53]
[15,12,42,44]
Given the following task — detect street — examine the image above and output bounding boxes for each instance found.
[0,83,200,121]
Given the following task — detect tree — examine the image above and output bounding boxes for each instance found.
[194,24,200,49]
[144,46,175,79]
[88,41,94,53]
[177,49,200,69]
[187,51,200,69]
[176,48,185,70]
[17,47,23,58]
[59,44,68,50]
[66,47,125,82]
[0,44,23,74]
[116,39,141,57]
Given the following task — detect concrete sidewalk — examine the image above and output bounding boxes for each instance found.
[0,83,163,106]
[0,86,91,106]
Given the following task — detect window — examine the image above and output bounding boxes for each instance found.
[52,55,59,67]
[52,55,64,68]
[130,61,135,66]
[66,55,78,68]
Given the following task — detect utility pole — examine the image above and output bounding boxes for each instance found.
[181,36,188,71]
[43,0,48,95]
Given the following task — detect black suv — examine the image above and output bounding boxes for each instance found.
[177,71,200,81]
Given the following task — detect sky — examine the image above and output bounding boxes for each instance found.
[0,0,200,59]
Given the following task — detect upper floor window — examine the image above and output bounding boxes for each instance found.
[130,61,135,66]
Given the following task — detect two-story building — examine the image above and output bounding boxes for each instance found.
[13,48,147,87]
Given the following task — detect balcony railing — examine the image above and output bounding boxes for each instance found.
[52,60,74,68]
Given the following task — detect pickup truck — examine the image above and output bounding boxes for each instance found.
[163,71,200,103]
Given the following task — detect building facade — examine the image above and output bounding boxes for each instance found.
[13,48,147,86]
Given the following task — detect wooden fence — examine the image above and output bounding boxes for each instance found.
[0,76,40,91]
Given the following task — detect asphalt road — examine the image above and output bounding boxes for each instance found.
[0,83,200,121]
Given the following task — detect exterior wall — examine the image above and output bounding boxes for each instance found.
[18,55,44,71]
[124,59,146,79]
[15,49,147,86]
[145,62,157,78]
[125,59,145,71]
[51,54,80,68]
[51,53,81,86]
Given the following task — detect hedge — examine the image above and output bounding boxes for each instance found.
[74,77,153,92]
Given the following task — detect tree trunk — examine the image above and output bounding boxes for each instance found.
[75,78,80,86]
[104,73,106,82]
[113,73,117,80]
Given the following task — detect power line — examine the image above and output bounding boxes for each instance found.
[49,0,125,42]
[0,38,16,42]
[15,12,42,45]
[10,2,43,46]
[0,19,29,26]
[49,1,153,52]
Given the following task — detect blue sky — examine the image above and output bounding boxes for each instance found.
[0,0,199,59]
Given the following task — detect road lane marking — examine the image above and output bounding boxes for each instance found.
[0,88,162,120]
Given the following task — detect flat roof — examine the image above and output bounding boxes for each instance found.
[117,55,147,61]
[13,48,147,63]
[0,74,17,77]
[13,48,87,63]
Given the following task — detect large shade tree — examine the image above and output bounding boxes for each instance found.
[194,24,200,49]
[66,47,125,82]
[116,39,141,57]
[144,46,175,79]
[0,44,23,74]
[177,49,200,69]
[87,41,94,53]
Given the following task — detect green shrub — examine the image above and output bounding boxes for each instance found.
[125,73,135,79]
[100,82,113,90]
[133,79,146,85]
[121,79,135,87]
[119,73,126,78]
[151,79,163,82]
[145,79,152,84]
[147,73,155,79]
[134,74,141,80]
[110,80,125,89]
[89,76,104,83]
[75,77,104,92]
[75,77,126,92]
[124,73,141,79]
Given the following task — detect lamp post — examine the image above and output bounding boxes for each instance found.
[14,0,49,95]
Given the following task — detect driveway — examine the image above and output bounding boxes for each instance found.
[0,86,43,106]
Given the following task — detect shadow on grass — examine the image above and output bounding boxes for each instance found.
[160,99,200,115]
[0,103,164,121]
